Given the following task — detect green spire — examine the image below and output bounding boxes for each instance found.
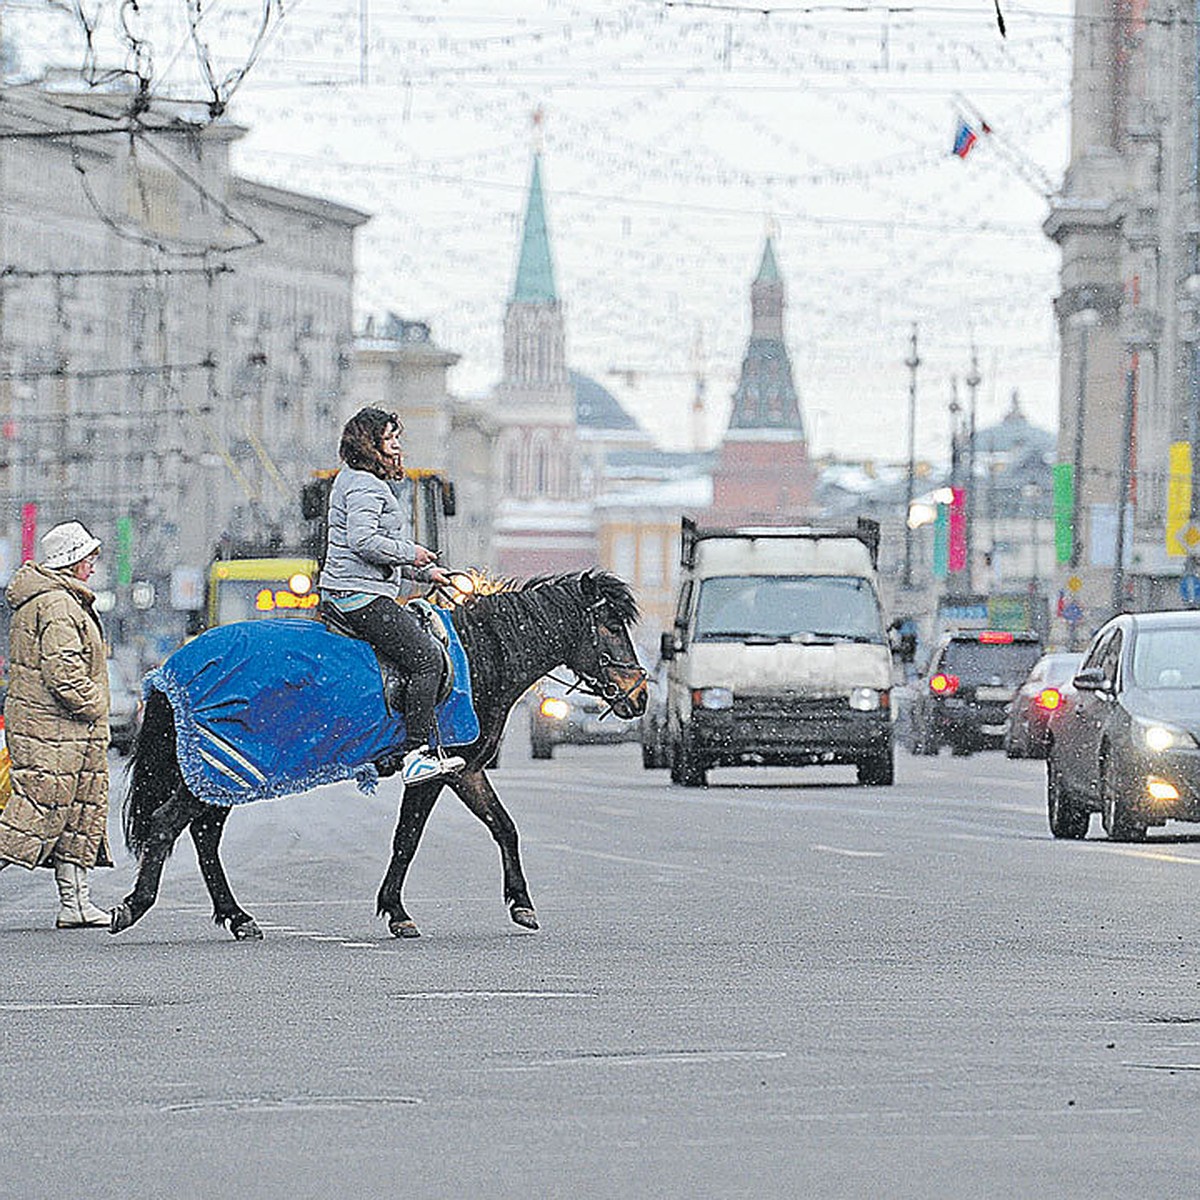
[512,155,557,303]
[755,236,781,285]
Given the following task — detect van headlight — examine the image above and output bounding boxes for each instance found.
[692,687,734,711]
[849,687,882,712]
[1134,718,1196,753]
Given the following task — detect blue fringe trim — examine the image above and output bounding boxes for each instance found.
[145,666,385,807]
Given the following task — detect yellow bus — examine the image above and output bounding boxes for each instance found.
[206,557,320,629]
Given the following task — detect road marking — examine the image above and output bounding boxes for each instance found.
[528,1049,786,1067]
[537,841,704,873]
[0,1001,143,1011]
[390,990,598,1001]
[1092,846,1200,866]
[811,844,885,859]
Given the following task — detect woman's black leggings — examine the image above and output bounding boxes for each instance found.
[337,597,442,751]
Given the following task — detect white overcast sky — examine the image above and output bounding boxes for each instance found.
[11,0,1074,461]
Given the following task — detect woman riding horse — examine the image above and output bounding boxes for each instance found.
[319,406,463,788]
[114,570,647,940]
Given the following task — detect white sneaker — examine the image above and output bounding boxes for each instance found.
[400,745,466,786]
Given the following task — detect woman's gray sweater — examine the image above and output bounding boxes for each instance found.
[317,467,433,599]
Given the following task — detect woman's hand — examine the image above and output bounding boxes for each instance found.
[412,543,438,568]
[428,566,452,587]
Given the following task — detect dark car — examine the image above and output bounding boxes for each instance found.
[640,658,670,769]
[908,630,1043,756]
[107,660,143,755]
[529,675,640,760]
[1046,612,1200,842]
[1004,651,1083,760]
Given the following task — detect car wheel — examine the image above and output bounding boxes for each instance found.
[641,741,655,769]
[857,747,894,787]
[1047,759,1089,839]
[950,742,972,757]
[1100,753,1145,842]
[530,735,553,761]
[672,730,706,788]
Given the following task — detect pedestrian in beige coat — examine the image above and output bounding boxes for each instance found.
[0,521,112,927]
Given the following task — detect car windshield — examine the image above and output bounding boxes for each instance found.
[693,575,885,643]
[1131,627,1200,689]
[940,640,1042,683]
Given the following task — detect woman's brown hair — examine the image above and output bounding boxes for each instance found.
[339,407,403,480]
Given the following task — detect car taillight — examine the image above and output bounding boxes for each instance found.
[930,673,959,696]
[978,631,1014,644]
[1034,687,1062,712]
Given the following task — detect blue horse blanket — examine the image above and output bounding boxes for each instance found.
[145,613,479,805]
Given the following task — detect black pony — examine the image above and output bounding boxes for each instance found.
[114,570,647,940]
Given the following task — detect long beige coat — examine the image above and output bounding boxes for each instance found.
[0,563,111,868]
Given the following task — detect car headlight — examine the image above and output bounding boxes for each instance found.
[539,697,570,721]
[849,687,882,712]
[1134,718,1196,753]
[692,687,734,711]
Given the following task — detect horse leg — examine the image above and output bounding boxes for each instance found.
[110,789,206,933]
[187,807,262,941]
[448,769,538,931]
[376,778,445,939]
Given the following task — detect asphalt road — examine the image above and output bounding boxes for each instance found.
[3,730,1200,1199]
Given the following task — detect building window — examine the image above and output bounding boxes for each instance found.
[612,531,636,580]
[640,535,664,587]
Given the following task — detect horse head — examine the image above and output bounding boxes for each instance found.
[567,570,648,720]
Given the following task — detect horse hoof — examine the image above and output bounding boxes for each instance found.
[109,903,135,935]
[510,906,539,930]
[389,918,420,939]
[231,918,263,941]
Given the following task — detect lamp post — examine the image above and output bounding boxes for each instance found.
[902,324,921,589]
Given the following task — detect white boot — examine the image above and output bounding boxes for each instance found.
[54,861,109,928]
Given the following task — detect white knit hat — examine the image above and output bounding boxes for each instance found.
[39,521,101,570]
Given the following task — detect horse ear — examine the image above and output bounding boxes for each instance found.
[580,571,599,605]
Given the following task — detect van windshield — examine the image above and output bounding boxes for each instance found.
[694,575,885,644]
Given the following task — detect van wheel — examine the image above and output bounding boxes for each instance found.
[857,748,894,786]
[672,733,707,788]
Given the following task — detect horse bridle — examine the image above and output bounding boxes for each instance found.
[547,597,647,719]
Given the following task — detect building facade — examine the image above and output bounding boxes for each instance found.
[0,82,366,659]
[1045,0,1200,642]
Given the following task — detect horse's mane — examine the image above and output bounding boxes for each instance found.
[452,569,639,628]
[447,570,638,693]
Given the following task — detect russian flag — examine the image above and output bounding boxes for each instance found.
[952,117,978,159]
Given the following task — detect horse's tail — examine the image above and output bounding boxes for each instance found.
[124,688,184,857]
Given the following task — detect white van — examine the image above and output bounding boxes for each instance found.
[660,518,898,787]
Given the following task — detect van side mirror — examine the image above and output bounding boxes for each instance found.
[660,630,678,661]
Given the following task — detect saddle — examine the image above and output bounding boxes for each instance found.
[319,599,455,715]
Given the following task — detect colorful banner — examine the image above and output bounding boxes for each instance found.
[1166,441,1192,558]
[116,516,133,587]
[20,502,36,564]
[948,487,967,573]
[932,503,948,579]
[1052,462,1074,564]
